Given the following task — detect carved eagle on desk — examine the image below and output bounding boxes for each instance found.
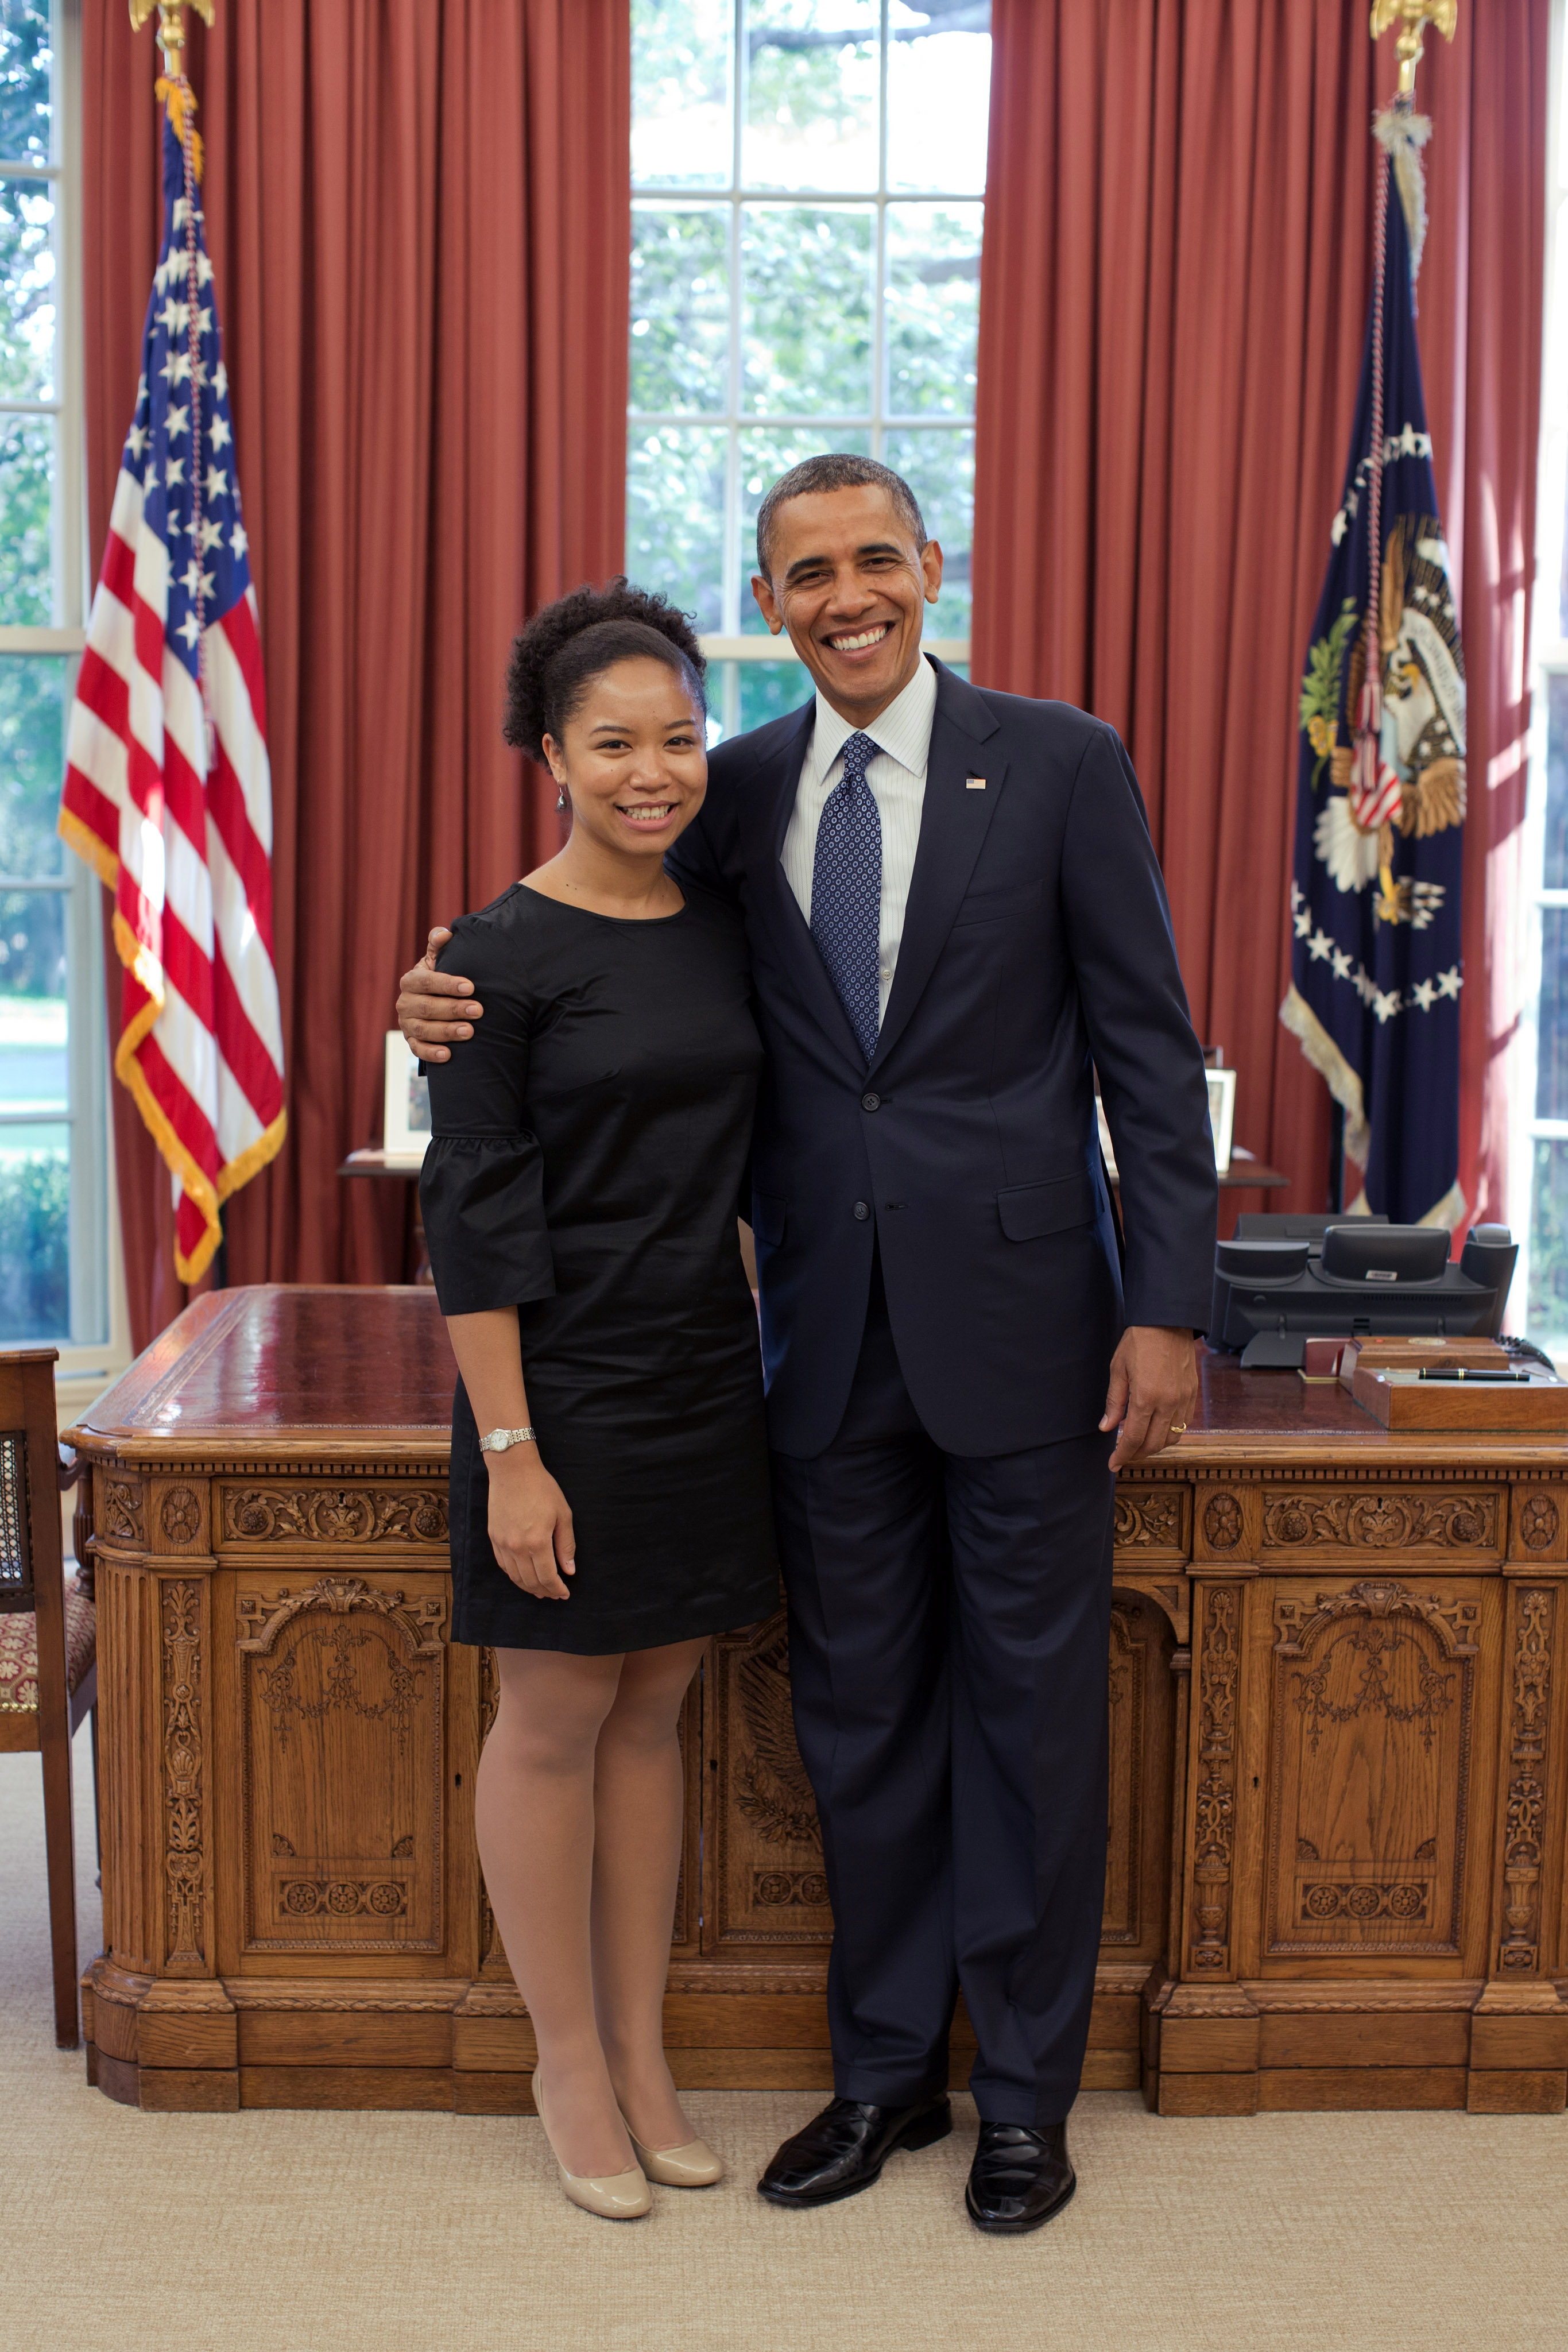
[736,1626,821,1848]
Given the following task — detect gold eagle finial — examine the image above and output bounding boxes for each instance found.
[1370,2,1458,98]
[129,2,216,84]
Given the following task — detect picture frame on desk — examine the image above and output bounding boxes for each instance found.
[383,1030,431,1165]
[1206,1066,1236,1175]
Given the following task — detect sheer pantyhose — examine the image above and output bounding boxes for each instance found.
[475,1635,707,2179]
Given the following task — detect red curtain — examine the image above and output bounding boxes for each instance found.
[82,1,631,1349]
[971,3,1548,1237]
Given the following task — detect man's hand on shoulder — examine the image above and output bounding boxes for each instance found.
[396,926,481,1065]
[1100,1326,1199,1472]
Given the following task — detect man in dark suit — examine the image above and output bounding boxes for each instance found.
[398,455,1216,2233]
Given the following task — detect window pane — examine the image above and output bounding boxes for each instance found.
[0,885,65,1019]
[1537,906,1568,1120]
[630,206,730,415]
[702,656,735,742]
[626,421,727,632]
[885,202,981,417]
[740,658,812,733]
[744,0,880,193]
[1529,1137,1568,1345]
[1543,671,1568,889]
[0,172,55,397]
[0,408,52,622]
[0,907,69,1346]
[0,1125,68,1343]
[886,7,992,195]
[0,0,52,167]
[742,204,873,415]
[738,422,872,630]
[700,658,812,744]
[881,424,973,637]
[632,0,734,189]
[0,651,67,877]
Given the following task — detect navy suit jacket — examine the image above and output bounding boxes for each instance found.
[669,659,1217,1459]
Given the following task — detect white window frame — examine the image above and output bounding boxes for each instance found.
[1513,0,1567,1341]
[1,0,130,1400]
[630,0,981,734]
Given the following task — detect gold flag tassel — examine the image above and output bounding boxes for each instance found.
[153,75,203,179]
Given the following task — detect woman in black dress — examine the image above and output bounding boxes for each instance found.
[419,584,777,2219]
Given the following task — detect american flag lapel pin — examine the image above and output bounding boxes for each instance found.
[966,774,986,790]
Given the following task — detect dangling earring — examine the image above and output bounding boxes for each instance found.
[556,787,566,812]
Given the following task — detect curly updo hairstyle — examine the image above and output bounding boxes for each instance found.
[502,578,706,767]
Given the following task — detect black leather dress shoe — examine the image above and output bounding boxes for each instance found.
[965,2120,1076,2234]
[758,2094,953,2208]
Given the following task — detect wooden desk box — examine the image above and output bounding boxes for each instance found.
[65,1287,1568,2118]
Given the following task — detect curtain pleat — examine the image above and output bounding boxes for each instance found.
[972,2,1548,1237]
[82,0,631,1344]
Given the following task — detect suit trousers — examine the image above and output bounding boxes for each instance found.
[769,1254,1115,2127]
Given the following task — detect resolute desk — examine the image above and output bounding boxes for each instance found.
[66,1286,1568,2117]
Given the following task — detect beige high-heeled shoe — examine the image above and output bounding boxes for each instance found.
[625,2125,725,2188]
[532,2068,651,2220]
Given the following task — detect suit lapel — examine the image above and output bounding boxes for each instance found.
[872,668,1005,1073]
[738,702,867,1065]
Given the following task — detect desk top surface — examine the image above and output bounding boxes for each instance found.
[66,1286,457,1464]
[61,1282,1566,1469]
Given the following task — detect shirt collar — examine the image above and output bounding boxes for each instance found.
[810,651,939,783]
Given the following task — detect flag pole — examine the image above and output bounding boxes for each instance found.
[61,0,283,1286]
[1369,1,1458,100]
[1283,0,1469,1227]
[1354,2,1459,932]
[129,0,215,83]
[127,0,243,1295]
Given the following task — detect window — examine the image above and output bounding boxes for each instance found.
[628,0,990,739]
[1517,5,1568,1356]
[0,0,117,1369]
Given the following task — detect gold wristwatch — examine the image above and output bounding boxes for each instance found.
[479,1426,537,1454]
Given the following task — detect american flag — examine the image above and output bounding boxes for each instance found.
[58,108,284,1282]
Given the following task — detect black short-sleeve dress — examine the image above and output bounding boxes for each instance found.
[419,881,779,1655]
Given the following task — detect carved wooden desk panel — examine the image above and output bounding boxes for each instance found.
[66,1288,1568,2117]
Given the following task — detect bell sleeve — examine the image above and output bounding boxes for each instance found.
[418,920,556,1318]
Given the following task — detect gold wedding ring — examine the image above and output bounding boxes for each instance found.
[1169,1421,1188,1435]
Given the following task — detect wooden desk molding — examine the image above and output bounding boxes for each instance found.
[64,1286,1568,2118]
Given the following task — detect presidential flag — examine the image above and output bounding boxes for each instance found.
[1280,104,1466,1229]
[58,100,284,1282]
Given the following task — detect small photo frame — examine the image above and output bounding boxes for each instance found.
[1207,1066,1236,1176]
[384,1030,431,1163]
[1096,1098,1119,1184]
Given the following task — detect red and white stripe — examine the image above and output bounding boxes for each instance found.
[60,462,285,1282]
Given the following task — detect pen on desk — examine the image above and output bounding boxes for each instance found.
[1416,1367,1531,1383]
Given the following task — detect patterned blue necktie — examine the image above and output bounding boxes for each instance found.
[811,730,882,1064]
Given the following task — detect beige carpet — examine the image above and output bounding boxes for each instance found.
[4,1742,1568,2352]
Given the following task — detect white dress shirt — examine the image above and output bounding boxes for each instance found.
[780,652,938,1023]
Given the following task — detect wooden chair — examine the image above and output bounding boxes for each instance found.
[0,1348,98,2048]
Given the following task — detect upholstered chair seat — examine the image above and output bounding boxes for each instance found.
[0,1577,96,1733]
